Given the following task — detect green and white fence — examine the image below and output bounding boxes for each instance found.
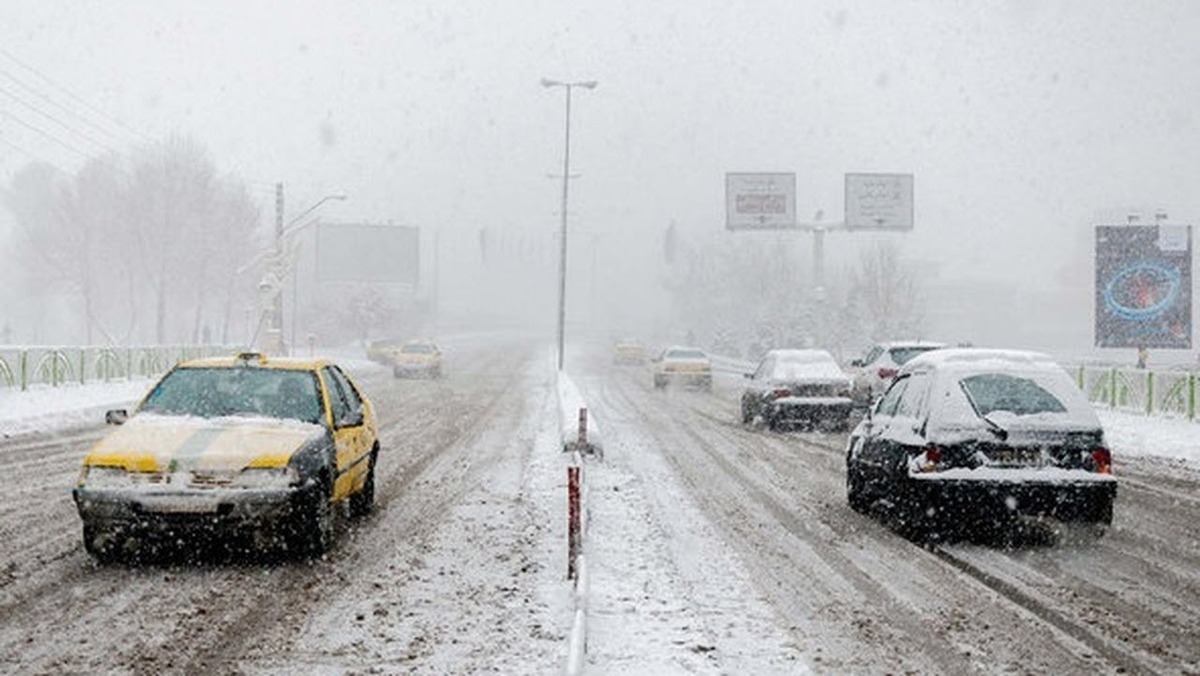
[0,346,232,391]
[1076,364,1200,420]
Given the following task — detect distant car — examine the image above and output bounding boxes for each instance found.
[365,337,403,364]
[653,346,712,390]
[845,348,1117,541]
[612,341,648,365]
[741,349,853,432]
[848,340,946,405]
[389,339,443,378]
[72,352,379,562]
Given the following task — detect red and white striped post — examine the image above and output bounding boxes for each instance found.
[567,465,581,580]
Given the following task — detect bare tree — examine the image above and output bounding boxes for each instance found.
[843,240,926,343]
[2,137,261,346]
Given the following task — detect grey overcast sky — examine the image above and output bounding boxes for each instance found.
[3,0,1199,294]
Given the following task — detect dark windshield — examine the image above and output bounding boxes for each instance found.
[958,373,1068,416]
[889,346,940,365]
[140,367,324,424]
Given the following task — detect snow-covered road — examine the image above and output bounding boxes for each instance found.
[0,339,1198,674]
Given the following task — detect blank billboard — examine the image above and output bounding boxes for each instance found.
[315,223,419,286]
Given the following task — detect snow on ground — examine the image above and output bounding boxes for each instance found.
[1,357,1197,673]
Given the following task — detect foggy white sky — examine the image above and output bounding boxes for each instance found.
[3,0,1199,346]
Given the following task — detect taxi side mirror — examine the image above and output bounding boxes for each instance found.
[105,409,128,425]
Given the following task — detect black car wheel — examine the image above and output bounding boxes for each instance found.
[741,400,754,424]
[846,465,870,513]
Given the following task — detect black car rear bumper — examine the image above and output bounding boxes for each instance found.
[907,475,1116,524]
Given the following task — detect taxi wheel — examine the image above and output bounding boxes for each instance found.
[293,474,334,557]
[349,450,377,518]
[83,525,122,564]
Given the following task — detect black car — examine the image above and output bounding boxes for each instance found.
[741,349,854,432]
[845,348,1116,541]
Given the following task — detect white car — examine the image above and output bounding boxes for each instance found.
[849,341,945,405]
[653,346,712,390]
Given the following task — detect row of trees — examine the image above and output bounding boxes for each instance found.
[2,138,265,346]
[661,231,926,361]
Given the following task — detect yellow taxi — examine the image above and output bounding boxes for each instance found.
[612,340,648,365]
[388,339,443,379]
[72,352,378,562]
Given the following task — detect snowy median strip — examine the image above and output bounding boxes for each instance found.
[557,370,597,675]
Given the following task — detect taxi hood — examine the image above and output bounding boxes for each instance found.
[84,413,327,473]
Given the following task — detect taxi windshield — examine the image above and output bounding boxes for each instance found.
[140,367,324,424]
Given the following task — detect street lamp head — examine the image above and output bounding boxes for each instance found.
[541,78,598,90]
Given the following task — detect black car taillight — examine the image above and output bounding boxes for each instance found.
[878,367,898,380]
[1091,447,1112,474]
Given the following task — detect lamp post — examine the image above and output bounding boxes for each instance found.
[541,78,597,371]
[270,185,347,354]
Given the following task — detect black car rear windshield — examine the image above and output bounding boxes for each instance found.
[958,373,1068,416]
[140,367,323,424]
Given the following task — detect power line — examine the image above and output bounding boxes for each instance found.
[0,108,93,160]
[0,47,149,145]
[0,131,70,174]
[0,85,120,155]
[0,67,131,149]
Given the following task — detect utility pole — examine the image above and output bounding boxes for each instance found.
[271,182,285,354]
[541,78,597,370]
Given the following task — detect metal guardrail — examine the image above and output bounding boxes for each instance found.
[0,345,233,391]
[710,353,1197,421]
[1075,365,1199,420]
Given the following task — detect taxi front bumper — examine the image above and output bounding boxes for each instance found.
[72,483,318,536]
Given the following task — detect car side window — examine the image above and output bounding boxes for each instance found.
[330,366,364,412]
[896,372,930,418]
[875,376,910,417]
[755,356,774,379]
[321,367,352,425]
[863,346,884,365]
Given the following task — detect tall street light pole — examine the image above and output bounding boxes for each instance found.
[270,184,347,354]
[541,78,597,371]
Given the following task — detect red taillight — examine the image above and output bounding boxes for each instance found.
[769,388,792,400]
[878,367,898,380]
[924,444,942,465]
[1091,447,1112,474]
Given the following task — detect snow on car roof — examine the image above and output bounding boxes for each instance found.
[879,340,947,349]
[768,348,837,363]
[903,347,1059,373]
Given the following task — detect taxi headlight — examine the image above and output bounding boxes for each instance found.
[233,467,299,489]
[81,466,132,488]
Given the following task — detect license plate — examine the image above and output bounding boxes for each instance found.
[990,449,1042,466]
[139,497,219,514]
